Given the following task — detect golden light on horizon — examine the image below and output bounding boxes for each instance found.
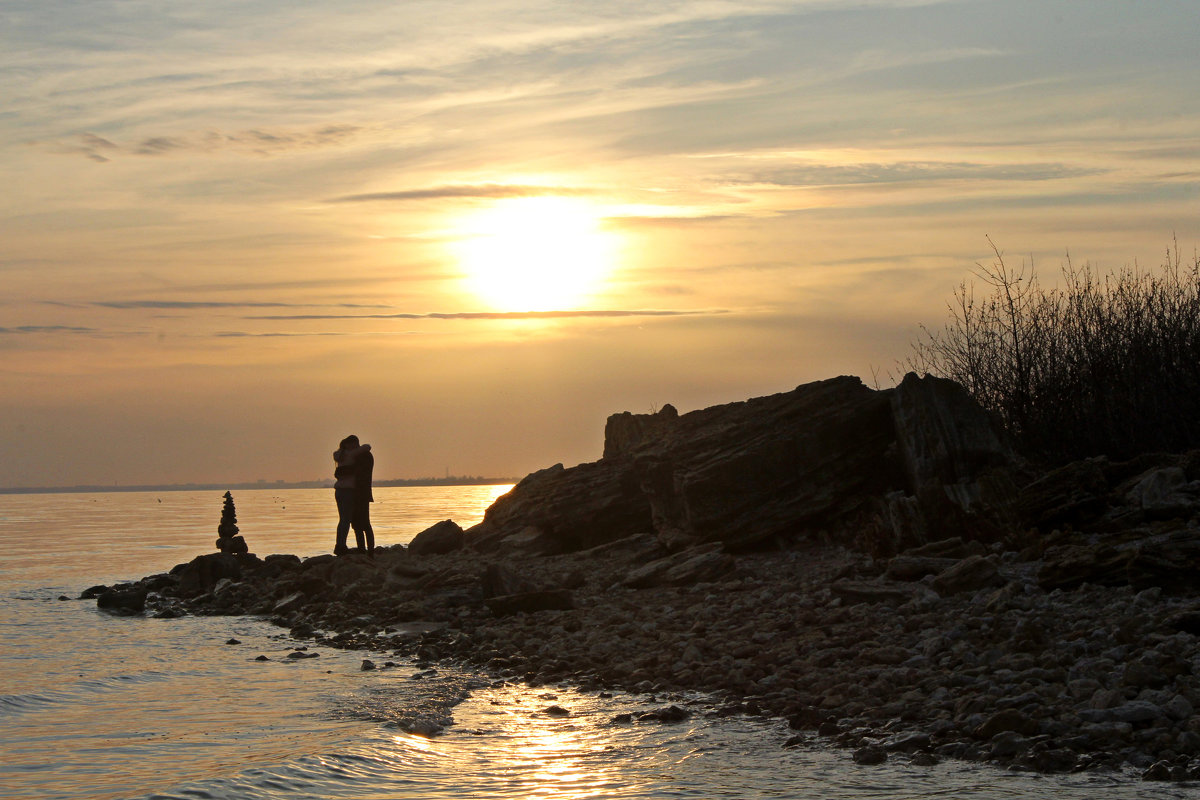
[451,196,618,312]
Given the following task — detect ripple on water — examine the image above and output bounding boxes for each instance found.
[132,681,1200,800]
[1,670,179,717]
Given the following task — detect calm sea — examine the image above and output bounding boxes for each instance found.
[0,487,1191,800]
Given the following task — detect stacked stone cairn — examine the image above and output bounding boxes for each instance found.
[215,491,248,555]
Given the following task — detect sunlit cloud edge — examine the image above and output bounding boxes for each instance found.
[247,309,731,321]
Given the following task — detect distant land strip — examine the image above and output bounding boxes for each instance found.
[0,477,519,495]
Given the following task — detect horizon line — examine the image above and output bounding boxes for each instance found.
[0,476,520,496]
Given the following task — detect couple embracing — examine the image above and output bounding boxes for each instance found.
[333,435,374,556]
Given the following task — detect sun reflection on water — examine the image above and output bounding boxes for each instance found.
[382,684,645,800]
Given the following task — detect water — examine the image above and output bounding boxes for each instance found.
[0,487,1194,799]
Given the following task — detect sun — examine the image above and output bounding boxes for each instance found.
[452,196,616,312]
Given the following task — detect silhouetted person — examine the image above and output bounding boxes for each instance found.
[332,435,370,555]
[352,441,375,556]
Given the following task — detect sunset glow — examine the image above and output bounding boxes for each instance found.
[1,1,1198,488]
[452,197,618,312]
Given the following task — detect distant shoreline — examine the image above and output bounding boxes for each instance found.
[0,477,519,496]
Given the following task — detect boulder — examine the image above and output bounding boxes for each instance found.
[272,591,306,614]
[463,373,1019,557]
[853,745,888,765]
[480,563,542,598]
[485,589,573,617]
[890,372,1013,488]
[1039,531,1200,593]
[905,537,974,559]
[974,708,1039,739]
[604,404,678,458]
[467,460,652,554]
[830,580,921,605]
[633,376,899,550]
[96,586,148,614]
[884,556,957,582]
[662,549,734,585]
[1079,701,1164,725]
[623,546,732,589]
[1128,466,1200,518]
[216,535,249,555]
[1018,458,1109,530]
[174,553,243,597]
[638,705,690,723]
[930,555,1001,596]
[408,520,465,555]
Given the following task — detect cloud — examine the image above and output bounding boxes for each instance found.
[58,300,392,310]
[0,325,95,335]
[606,214,739,227]
[326,184,595,203]
[214,331,350,338]
[743,161,1104,188]
[49,125,364,162]
[136,136,186,155]
[247,308,730,321]
[45,133,119,163]
[92,300,296,309]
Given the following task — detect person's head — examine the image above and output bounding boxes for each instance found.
[339,435,359,450]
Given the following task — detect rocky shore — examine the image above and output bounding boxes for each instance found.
[87,374,1200,782]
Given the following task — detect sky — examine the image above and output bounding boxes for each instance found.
[2,0,1199,488]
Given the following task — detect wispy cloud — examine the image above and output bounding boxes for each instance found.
[49,300,393,310]
[47,125,364,162]
[742,161,1104,187]
[0,325,95,335]
[607,214,740,227]
[248,309,730,321]
[214,331,350,338]
[327,184,595,203]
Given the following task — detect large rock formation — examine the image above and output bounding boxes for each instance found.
[89,372,1200,779]
[464,373,1018,555]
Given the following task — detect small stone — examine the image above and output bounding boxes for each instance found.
[884,732,931,753]
[975,709,1038,739]
[1142,760,1172,781]
[545,705,571,716]
[639,705,690,723]
[226,638,241,645]
[361,659,377,671]
[1164,694,1194,721]
[853,746,888,765]
[255,655,270,661]
[1031,749,1079,773]
[611,713,633,724]
[989,730,1029,759]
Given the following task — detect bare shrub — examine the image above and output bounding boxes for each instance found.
[908,238,1200,463]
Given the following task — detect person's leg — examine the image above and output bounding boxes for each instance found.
[362,511,374,555]
[334,488,354,554]
[353,497,374,554]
